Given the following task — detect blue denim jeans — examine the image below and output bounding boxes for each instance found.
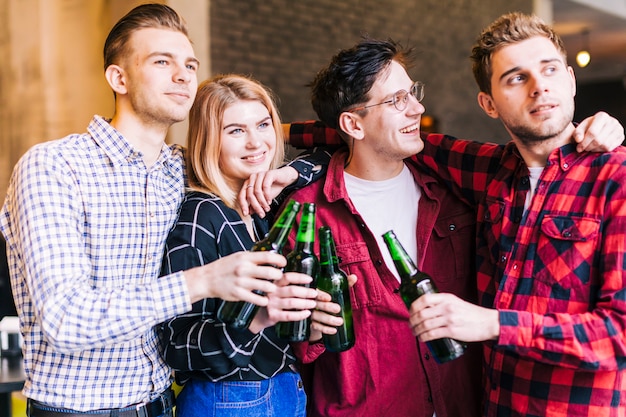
[175,371,306,417]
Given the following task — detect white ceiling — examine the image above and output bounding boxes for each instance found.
[551,0,626,83]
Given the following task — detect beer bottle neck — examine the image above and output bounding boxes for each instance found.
[382,230,421,279]
[319,230,340,274]
[254,200,300,253]
[293,205,316,254]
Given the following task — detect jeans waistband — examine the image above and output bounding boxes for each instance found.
[27,387,174,417]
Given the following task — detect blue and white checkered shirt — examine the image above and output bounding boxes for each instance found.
[0,116,191,411]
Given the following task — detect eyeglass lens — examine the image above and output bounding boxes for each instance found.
[393,82,424,111]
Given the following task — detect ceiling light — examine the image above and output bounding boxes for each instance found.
[576,29,591,68]
[576,50,591,68]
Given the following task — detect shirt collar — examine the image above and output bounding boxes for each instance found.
[87,115,182,175]
[324,149,438,202]
[507,140,580,172]
[549,142,581,171]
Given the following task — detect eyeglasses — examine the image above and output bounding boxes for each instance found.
[348,81,425,113]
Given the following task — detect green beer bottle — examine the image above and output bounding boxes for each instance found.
[276,203,319,342]
[382,230,465,363]
[316,226,355,352]
[217,199,301,330]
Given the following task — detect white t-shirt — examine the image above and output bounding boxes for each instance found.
[524,166,544,213]
[344,164,421,281]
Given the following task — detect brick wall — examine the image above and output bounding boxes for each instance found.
[209,0,531,144]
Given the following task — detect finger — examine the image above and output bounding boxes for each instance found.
[311,309,343,327]
[276,286,318,301]
[240,277,278,295]
[281,271,314,286]
[245,251,287,270]
[238,181,252,216]
[249,175,270,212]
[260,174,279,211]
[408,292,439,314]
[271,309,312,323]
[347,274,358,288]
[311,320,339,335]
[232,290,270,306]
[309,329,323,342]
[271,296,317,311]
[572,117,590,144]
[314,299,341,315]
[315,289,332,302]
[413,321,452,342]
[244,174,267,218]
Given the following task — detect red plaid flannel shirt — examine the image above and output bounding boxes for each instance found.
[288,121,626,416]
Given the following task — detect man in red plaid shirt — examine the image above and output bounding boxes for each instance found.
[406,12,626,416]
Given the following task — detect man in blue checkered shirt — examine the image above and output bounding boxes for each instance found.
[0,4,312,417]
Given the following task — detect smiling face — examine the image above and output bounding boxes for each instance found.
[219,99,277,190]
[348,60,426,165]
[478,36,576,147]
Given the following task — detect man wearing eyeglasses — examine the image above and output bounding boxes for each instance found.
[263,38,482,417]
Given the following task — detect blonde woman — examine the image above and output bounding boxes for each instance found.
[160,75,316,417]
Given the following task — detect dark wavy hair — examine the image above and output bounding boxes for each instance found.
[309,38,414,136]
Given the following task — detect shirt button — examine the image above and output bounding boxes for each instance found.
[563,231,572,238]
[513,264,518,270]
[500,255,507,263]
[147,254,153,260]
[424,353,430,360]
[375,259,383,266]
[297,380,303,389]
[448,224,456,231]
[563,163,569,169]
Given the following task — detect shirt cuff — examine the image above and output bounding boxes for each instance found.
[151,271,191,324]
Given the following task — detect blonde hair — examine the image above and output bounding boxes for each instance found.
[186,74,285,208]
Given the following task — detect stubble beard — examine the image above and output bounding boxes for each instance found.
[507,107,574,147]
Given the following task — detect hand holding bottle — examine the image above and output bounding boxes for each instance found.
[184,251,286,305]
[382,230,465,363]
[408,292,500,343]
[308,273,358,342]
[249,271,318,334]
[276,202,320,342]
[217,199,301,329]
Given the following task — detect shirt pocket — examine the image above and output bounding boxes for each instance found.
[335,241,382,310]
[431,209,476,283]
[535,214,600,289]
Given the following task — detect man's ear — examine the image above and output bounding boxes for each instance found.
[477,92,499,120]
[105,64,128,96]
[567,65,577,98]
[338,111,365,141]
